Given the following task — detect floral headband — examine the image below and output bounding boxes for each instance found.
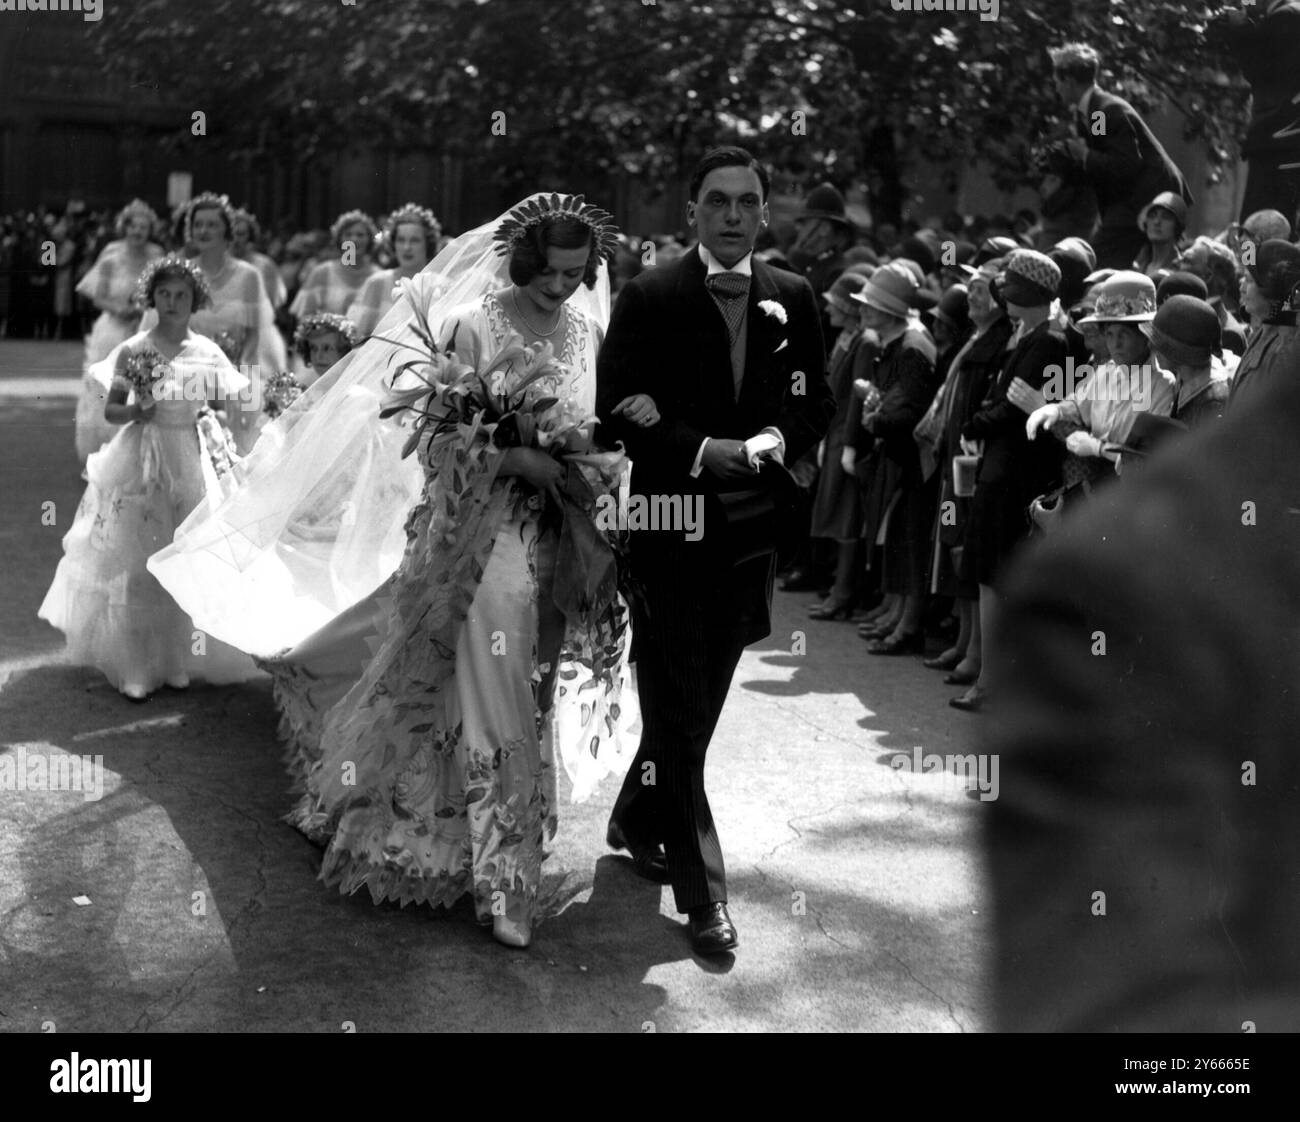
[134,255,212,311]
[383,202,441,243]
[492,193,620,262]
[183,192,236,244]
[330,209,377,247]
[293,312,359,356]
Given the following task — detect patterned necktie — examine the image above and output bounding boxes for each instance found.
[706,271,750,347]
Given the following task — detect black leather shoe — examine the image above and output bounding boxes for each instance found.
[688,902,739,955]
[780,569,821,592]
[606,820,668,883]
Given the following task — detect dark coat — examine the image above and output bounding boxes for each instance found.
[963,319,1065,496]
[987,364,1300,1031]
[1219,0,1300,161]
[597,250,832,644]
[1075,87,1192,226]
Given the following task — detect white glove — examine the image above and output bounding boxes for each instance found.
[1065,430,1104,458]
[1026,403,1061,440]
[840,447,856,474]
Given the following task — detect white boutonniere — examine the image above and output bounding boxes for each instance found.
[758,299,788,325]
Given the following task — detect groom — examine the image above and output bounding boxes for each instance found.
[597,146,831,955]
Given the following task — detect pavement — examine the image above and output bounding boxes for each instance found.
[0,340,991,1033]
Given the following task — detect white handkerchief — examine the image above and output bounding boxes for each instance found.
[742,431,781,469]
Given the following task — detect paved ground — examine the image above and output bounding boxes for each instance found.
[0,340,991,1033]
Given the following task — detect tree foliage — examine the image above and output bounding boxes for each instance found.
[92,0,1251,207]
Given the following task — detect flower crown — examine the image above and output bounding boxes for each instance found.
[134,255,213,311]
[115,198,158,237]
[293,312,359,356]
[183,192,236,244]
[491,193,620,262]
[384,202,441,243]
[330,209,377,247]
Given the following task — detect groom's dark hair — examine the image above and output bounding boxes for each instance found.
[689,146,770,203]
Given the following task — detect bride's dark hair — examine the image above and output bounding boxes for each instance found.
[508,216,599,289]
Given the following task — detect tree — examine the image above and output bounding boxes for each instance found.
[92,0,1251,225]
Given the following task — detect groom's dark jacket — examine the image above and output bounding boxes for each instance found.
[597,248,831,645]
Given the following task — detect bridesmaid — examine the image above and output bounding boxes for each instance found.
[179,192,288,454]
[290,209,377,319]
[346,203,440,337]
[40,257,253,699]
[231,207,288,312]
[293,312,359,387]
[73,199,163,464]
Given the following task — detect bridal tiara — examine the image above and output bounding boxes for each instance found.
[491,193,620,262]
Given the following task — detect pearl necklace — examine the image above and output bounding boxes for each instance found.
[510,289,563,338]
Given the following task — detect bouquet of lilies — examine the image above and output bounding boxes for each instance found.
[377,284,593,463]
[262,371,305,419]
[115,347,172,404]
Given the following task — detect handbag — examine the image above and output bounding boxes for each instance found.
[1028,480,1090,537]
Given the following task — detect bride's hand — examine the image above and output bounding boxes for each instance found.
[612,393,660,427]
[503,446,564,505]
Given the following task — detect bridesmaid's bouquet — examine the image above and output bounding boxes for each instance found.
[115,347,172,404]
[213,329,243,363]
[261,371,305,419]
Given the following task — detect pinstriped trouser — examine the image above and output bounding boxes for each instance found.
[612,587,746,913]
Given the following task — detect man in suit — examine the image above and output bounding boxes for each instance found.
[1049,42,1192,271]
[1213,0,1300,224]
[986,355,1300,1030]
[597,146,832,955]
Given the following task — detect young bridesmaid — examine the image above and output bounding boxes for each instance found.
[289,210,377,318]
[39,257,254,700]
[258,314,359,433]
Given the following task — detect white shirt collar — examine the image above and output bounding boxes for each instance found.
[699,243,754,276]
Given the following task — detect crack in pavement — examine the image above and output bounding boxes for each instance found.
[881,946,967,1032]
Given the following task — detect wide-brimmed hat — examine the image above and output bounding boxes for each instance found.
[1137,191,1188,232]
[1147,295,1221,366]
[1077,271,1158,323]
[850,261,919,318]
[823,270,869,315]
[794,183,854,228]
[1247,238,1300,302]
[1001,248,1061,306]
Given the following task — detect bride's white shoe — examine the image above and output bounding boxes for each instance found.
[492,911,532,948]
[120,683,149,701]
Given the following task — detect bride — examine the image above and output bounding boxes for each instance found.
[150,195,654,946]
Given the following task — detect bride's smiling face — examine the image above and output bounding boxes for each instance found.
[522,244,590,313]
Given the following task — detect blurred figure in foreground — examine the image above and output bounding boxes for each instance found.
[988,363,1300,1031]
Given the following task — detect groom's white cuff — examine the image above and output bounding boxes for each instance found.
[689,429,786,479]
[690,437,711,479]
